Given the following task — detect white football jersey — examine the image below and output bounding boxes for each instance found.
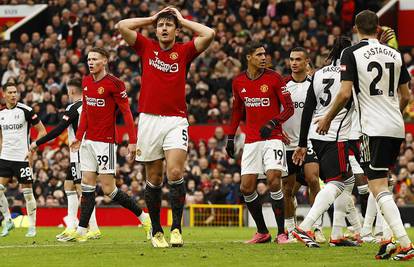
[341,38,410,138]
[308,62,352,142]
[349,107,362,140]
[65,101,82,163]
[0,103,40,161]
[283,76,312,150]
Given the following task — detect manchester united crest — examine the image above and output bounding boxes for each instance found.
[97,87,105,95]
[169,52,178,60]
[260,84,269,93]
[136,148,142,156]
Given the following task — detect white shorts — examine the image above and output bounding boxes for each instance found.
[136,113,189,162]
[80,140,117,174]
[349,155,364,175]
[241,139,288,176]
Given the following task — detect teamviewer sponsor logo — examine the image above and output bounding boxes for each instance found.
[86,96,105,107]
[244,97,270,107]
[149,57,179,73]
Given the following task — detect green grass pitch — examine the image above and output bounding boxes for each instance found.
[0,227,413,267]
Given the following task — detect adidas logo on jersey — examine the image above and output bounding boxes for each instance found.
[154,51,158,56]
[241,88,246,93]
[83,86,88,91]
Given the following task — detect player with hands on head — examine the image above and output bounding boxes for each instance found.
[117,6,215,248]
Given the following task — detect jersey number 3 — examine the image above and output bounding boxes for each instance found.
[319,78,334,107]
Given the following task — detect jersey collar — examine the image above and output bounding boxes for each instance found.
[290,75,309,83]
[6,103,17,110]
[361,38,379,44]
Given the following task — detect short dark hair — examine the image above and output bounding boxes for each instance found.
[355,10,378,35]
[3,82,17,92]
[67,78,82,92]
[88,47,109,59]
[243,41,265,57]
[155,11,179,28]
[290,47,309,58]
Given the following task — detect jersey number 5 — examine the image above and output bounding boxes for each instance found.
[367,62,395,96]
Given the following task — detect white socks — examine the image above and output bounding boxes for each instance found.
[332,191,348,240]
[285,217,295,232]
[362,192,377,236]
[376,191,411,248]
[22,188,36,228]
[300,182,344,231]
[88,207,99,232]
[0,184,11,221]
[138,211,148,222]
[313,215,323,230]
[344,176,361,234]
[65,190,78,230]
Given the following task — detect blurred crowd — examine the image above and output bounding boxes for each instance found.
[1,0,414,210]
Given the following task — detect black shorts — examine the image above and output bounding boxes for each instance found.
[311,139,349,182]
[348,139,361,163]
[362,136,403,180]
[286,149,318,186]
[68,162,82,184]
[359,134,370,169]
[0,159,33,184]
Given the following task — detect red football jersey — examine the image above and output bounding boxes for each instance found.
[230,69,293,143]
[133,33,200,117]
[76,74,136,144]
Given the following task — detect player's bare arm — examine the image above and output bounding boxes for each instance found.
[116,7,170,46]
[398,82,410,113]
[315,80,352,135]
[26,121,46,158]
[167,7,215,52]
[33,121,47,140]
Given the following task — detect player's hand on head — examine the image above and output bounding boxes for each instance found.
[70,139,81,152]
[153,6,172,20]
[225,135,235,158]
[379,26,396,44]
[166,6,184,21]
[260,119,278,139]
[127,143,137,161]
[314,116,330,136]
[292,147,307,166]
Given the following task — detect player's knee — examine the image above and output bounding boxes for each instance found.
[267,178,281,191]
[240,184,255,196]
[305,175,319,187]
[168,167,183,180]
